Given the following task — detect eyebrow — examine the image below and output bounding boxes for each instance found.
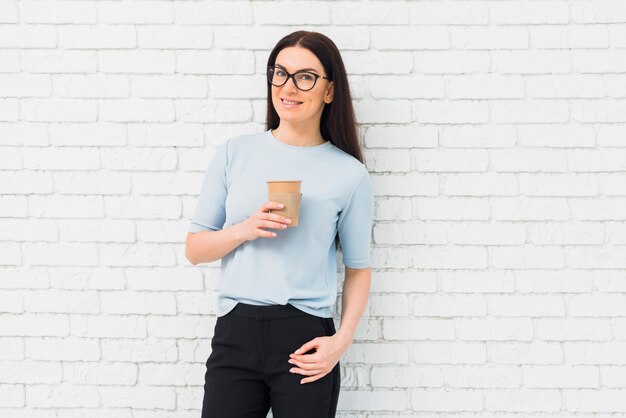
[275,63,320,74]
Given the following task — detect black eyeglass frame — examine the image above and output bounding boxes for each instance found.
[267,65,331,91]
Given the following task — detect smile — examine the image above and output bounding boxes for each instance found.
[281,98,303,107]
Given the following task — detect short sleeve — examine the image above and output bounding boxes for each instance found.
[337,167,374,269]
[188,139,230,233]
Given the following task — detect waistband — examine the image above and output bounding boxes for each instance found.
[229,302,313,320]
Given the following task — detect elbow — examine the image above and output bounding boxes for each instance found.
[185,235,199,265]
[185,248,198,265]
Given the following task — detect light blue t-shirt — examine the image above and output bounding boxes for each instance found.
[189,128,374,318]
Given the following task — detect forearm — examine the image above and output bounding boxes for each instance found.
[336,267,371,346]
[185,224,247,265]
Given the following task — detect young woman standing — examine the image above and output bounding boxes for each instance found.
[186,30,374,418]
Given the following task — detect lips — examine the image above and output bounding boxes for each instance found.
[281,98,303,105]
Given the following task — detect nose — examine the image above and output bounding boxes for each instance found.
[283,75,298,92]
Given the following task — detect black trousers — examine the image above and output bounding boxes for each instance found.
[201,302,340,418]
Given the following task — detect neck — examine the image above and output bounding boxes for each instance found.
[272,121,326,147]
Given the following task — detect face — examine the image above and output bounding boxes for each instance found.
[270,46,334,126]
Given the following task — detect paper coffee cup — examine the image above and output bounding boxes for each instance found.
[267,180,302,227]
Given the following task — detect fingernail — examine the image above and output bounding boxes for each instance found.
[279,204,284,208]
[285,218,291,223]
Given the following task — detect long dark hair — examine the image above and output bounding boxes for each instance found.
[265,30,363,164]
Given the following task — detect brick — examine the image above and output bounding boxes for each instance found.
[374,222,445,245]
[342,343,409,364]
[49,267,125,290]
[487,295,565,316]
[0,1,18,23]
[414,51,491,74]
[175,1,252,24]
[20,1,95,24]
[410,1,488,24]
[527,75,605,98]
[0,337,23,360]
[450,26,529,49]
[99,50,175,74]
[527,222,603,245]
[100,291,176,315]
[137,26,212,49]
[441,125,516,148]
[0,122,48,146]
[0,25,56,48]
[101,339,177,362]
[54,171,130,195]
[24,290,99,314]
[446,74,524,99]
[100,243,177,267]
[0,146,20,169]
[443,173,517,196]
[0,383,23,407]
[72,315,146,338]
[483,388,561,412]
[23,243,98,266]
[531,25,609,49]
[411,342,486,364]
[0,50,19,71]
[25,337,100,361]
[413,245,488,269]
[178,50,254,74]
[490,342,562,364]
[23,147,100,170]
[0,171,53,194]
[59,219,135,243]
[456,318,534,341]
[138,363,204,386]
[100,386,175,409]
[26,384,99,408]
[136,220,187,243]
[22,49,97,74]
[331,1,408,25]
[490,246,565,269]
[254,2,329,24]
[411,294,486,317]
[63,362,137,385]
[22,98,97,122]
[371,27,448,50]
[491,100,569,123]
[0,360,61,383]
[489,1,568,24]
[412,149,488,172]
[105,196,181,219]
[413,100,489,124]
[365,125,438,148]
[491,197,569,221]
[58,25,135,49]
[29,195,103,218]
[337,390,406,411]
[535,318,610,341]
[0,267,49,289]
[98,1,172,24]
[147,315,215,338]
[0,243,21,265]
[383,318,455,340]
[414,197,489,220]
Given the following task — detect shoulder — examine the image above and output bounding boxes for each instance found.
[226,130,267,149]
[327,143,370,179]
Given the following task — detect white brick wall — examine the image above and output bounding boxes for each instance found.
[1,0,626,416]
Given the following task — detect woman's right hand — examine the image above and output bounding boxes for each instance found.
[235,201,292,242]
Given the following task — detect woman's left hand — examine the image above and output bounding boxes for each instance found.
[288,333,351,384]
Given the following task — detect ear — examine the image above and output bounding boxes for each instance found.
[324,81,334,104]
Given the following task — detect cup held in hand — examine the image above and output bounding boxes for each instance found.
[267,180,302,227]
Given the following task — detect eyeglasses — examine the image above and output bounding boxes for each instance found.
[267,65,330,91]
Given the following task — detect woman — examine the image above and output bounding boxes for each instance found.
[185,30,374,418]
